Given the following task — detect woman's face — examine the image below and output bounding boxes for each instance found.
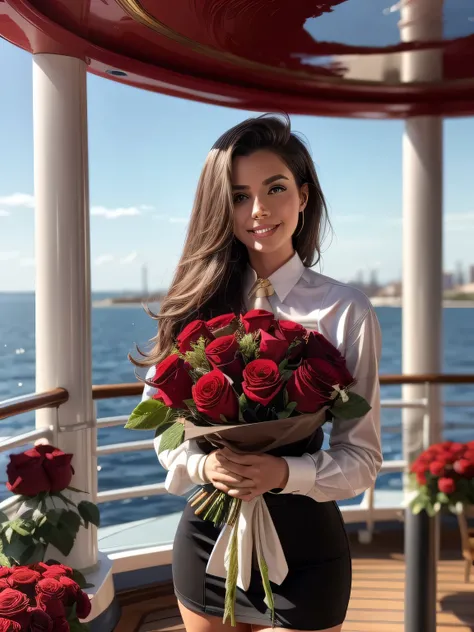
[231,150,307,266]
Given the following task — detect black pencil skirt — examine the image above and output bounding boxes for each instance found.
[172,492,352,630]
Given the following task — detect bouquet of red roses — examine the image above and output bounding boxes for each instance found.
[0,561,91,631]
[409,440,474,516]
[127,309,371,625]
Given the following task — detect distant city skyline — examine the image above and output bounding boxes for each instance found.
[1,38,474,293]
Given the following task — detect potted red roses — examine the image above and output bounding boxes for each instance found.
[0,562,91,631]
[1,444,100,568]
[409,440,474,516]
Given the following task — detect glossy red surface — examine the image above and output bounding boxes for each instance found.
[1,0,474,118]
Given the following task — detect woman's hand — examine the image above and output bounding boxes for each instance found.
[204,448,289,502]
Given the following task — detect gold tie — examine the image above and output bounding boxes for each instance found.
[248,278,275,300]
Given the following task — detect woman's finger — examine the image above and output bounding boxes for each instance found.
[212,473,255,488]
[219,449,260,466]
[215,455,253,477]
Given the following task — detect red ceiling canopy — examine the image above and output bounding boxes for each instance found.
[1,0,474,118]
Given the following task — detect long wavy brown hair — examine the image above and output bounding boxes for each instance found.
[130,113,331,373]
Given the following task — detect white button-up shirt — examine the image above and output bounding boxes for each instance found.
[144,251,383,503]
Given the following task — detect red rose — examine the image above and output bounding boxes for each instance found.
[176,320,214,353]
[42,565,72,580]
[58,578,79,607]
[205,336,244,383]
[241,309,275,334]
[0,589,30,628]
[416,472,427,486]
[33,445,74,493]
[0,571,10,580]
[36,580,65,619]
[0,580,9,592]
[428,461,445,477]
[286,357,353,414]
[454,459,474,477]
[305,331,342,361]
[258,331,288,364]
[27,607,53,632]
[277,320,307,344]
[7,568,41,599]
[28,564,50,576]
[75,590,92,619]
[51,618,69,632]
[438,477,456,495]
[192,370,239,421]
[0,619,21,632]
[206,314,238,335]
[151,355,193,409]
[6,449,51,496]
[242,359,283,407]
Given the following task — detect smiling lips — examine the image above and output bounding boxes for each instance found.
[248,224,281,237]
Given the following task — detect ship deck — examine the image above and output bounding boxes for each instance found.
[114,528,474,632]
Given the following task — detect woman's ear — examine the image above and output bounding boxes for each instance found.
[300,183,309,209]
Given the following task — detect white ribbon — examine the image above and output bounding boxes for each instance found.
[331,383,349,403]
[206,496,289,590]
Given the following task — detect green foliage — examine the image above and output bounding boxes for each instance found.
[125,398,175,431]
[158,422,185,454]
[185,337,211,373]
[331,391,372,420]
[238,333,259,363]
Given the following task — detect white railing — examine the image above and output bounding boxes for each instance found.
[1,378,473,545]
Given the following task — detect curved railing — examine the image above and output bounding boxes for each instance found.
[2,375,474,526]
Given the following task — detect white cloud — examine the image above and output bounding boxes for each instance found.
[120,251,138,265]
[91,206,142,219]
[94,254,115,266]
[0,210,10,217]
[19,257,35,267]
[0,193,35,208]
[0,251,20,261]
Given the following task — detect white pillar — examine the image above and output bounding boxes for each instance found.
[400,0,444,472]
[33,54,98,571]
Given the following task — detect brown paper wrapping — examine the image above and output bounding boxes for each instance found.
[183,407,328,454]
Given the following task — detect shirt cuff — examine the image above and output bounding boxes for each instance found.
[187,452,209,486]
[279,454,316,495]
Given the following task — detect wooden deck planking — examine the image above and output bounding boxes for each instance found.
[117,546,474,632]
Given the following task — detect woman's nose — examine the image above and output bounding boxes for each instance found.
[251,197,270,218]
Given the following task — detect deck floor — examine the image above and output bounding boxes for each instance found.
[116,531,474,632]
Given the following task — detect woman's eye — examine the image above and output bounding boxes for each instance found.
[233,194,248,204]
[269,185,286,195]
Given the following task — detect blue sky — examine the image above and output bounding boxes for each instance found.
[1,37,474,292]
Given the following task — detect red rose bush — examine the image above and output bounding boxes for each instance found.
[1,445,100,568]
[0,562,91,631]
[126,309,371,625]
[409,440,474,516]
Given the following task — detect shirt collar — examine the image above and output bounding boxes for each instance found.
[244,251,305,303]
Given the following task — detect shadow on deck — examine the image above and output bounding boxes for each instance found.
[114,529,474,632]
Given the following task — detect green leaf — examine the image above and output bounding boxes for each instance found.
[66,486,87,494]
[19,542,45,566]
[72,568,87,589]
[46,525,75,556]
[331,392,372,420]
[437,492,450,504]
[278,359,288,372]
[158,422,185,454]
[46,509,64,527]
[10,519,35,537]
[277,401,298,419]
[67,602,78,623]
[60,510,82,535]
[183,399,197,412]
[154,422,174,439]
[68,619,87,632]
[77,502,100,528]
[0,551,10,566]
[281,370,293,382]
[125,398,172,431]
[2,533,33,564]
[0,510,9,524]
[56,492,77,508]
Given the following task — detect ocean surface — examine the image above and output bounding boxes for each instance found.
[0,293,473,527]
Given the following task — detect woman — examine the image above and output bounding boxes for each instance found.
[134,114,382,632]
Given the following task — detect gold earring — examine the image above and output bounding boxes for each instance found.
[294,210,305,237]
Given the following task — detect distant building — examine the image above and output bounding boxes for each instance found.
[443,272,455,290]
